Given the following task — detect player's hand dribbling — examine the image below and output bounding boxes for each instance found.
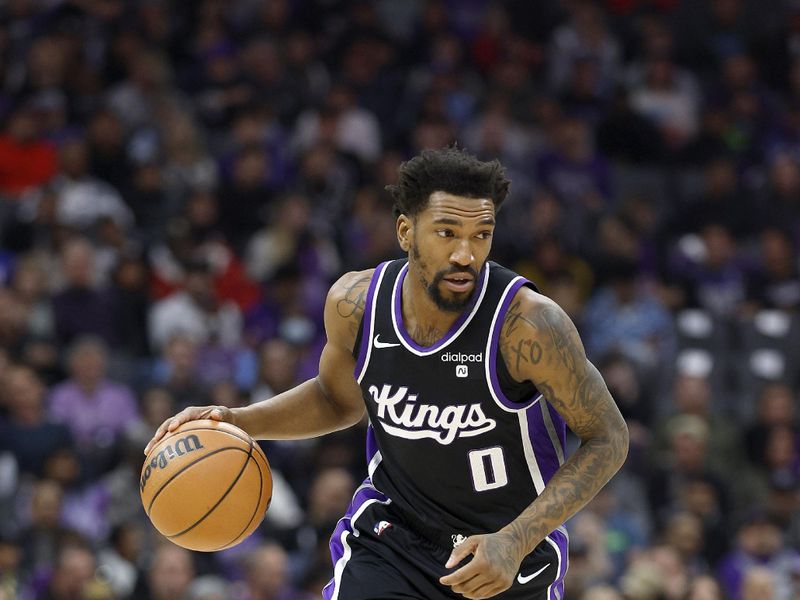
[439,532,524,599]
[143,405,235,456]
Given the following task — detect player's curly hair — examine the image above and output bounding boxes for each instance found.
[386,146,511,218]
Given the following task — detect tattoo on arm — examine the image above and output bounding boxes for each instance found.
[508,337,543,373]
[503,299,529,338]
[501,300,546,375]
[499,296,629,560]
[335,275,371,338]
[481,531,522,579]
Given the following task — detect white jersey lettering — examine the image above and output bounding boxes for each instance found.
[368,384,496,445]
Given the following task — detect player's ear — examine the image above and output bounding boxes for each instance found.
[397,214,412,252]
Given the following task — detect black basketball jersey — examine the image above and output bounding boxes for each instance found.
[353,259,568,542]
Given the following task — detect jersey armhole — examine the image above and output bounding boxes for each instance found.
[352,314,365,359]
[353,261,391,381]
[485,279,542,411]
[495,345,539,403]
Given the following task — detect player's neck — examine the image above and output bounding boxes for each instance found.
[400,275,463,348]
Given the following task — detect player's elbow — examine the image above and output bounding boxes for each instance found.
[314,376,366,428]
[336,400,366,427]
[609,417,629,471]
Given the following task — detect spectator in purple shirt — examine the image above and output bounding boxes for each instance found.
[537,117,613,203]
[717,511,799,600]
[536,116,612,243]
[48,336,139,476]
[51,238,118,349]
[671,222,749,318]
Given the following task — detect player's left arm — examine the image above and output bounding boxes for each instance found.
[441,287,629,599]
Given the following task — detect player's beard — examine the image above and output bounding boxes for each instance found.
[411,242,480,313]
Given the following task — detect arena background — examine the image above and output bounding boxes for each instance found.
[0,0,798,598]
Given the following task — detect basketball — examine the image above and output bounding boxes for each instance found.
[140,419,272,552]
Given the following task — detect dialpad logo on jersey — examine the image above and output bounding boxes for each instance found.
[441,352,483,363]
[368,384,497,445]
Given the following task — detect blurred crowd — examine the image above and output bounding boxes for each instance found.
[0,0,798,598]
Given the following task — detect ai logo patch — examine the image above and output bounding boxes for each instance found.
[455,365,468,378]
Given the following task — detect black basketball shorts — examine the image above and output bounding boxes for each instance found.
[321,483,567,600]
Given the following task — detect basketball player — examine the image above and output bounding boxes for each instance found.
[146,147,629,600]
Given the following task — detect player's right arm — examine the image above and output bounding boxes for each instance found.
[144,270,373,455]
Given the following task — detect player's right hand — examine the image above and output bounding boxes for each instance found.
[144,405,234,456]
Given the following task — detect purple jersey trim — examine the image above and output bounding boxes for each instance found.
[487,278,540,410]
[547,402,567,456]
[323,479,388,600]
[353,261,390,379]
[526,401,566,484]
[392,262,489,353]
[546,528,569,599]
[365,424,378,467]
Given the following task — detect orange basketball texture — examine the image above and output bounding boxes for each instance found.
[140,419,272,552]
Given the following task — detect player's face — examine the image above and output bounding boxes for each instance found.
[398,192,495,312]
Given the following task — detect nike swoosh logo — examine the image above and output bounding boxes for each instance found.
[373,334,401,349]
[517,563,550,584]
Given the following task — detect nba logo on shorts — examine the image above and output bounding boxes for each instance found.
[456,365,468,378]
[374,521,393,535]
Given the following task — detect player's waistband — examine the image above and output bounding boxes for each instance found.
[389,499,569,564]
[389,501,477,551]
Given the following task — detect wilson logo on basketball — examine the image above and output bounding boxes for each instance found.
[140,434,205,492]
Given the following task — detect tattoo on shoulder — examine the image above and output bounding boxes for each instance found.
[500,297,592,409]
[335,275,372,337]
[501,300,544,375]
[501,295,623,440]
[503,297,585,380]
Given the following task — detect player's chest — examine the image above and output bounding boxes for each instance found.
[359,348,506,447]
